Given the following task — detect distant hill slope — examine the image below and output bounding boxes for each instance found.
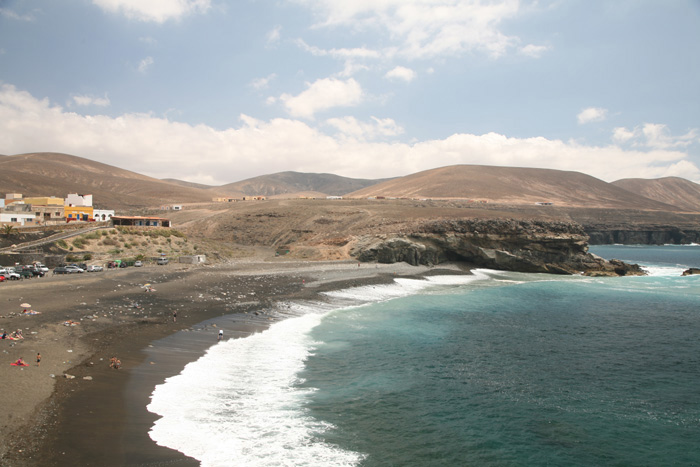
[0,152,214,208]
[214,171,389,197]
[162,178,214,190]
[347,165,681,210]
[612,177,700,212]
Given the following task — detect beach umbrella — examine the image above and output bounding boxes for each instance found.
[143,283,151,287]
[20,303,31,308]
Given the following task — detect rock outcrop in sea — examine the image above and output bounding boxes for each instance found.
[351,219,644,276]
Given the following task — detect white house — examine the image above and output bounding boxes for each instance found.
[0,212,36,226]
[65,193,93,207]
[93,209,115,221]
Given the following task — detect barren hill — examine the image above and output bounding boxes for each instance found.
[214,171,388,197]
[0,153,214,208]
[612,177,700,212]
[348,165,680,210]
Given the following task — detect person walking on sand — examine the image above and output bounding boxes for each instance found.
[218,329,223,341]
[173,311,177,322]
[37,352,41,367]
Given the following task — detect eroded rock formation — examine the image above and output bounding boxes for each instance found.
[351,219,644,276]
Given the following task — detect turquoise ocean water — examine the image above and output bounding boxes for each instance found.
[148,246,700,466]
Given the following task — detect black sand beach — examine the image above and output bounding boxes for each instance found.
[0,259,451,466]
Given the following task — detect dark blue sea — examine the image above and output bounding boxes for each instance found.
[148,246,700,466]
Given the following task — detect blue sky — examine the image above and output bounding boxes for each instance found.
[0,0,698,185]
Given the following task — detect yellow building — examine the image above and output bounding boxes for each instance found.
[23,196,65,206]
[65,205,94,222]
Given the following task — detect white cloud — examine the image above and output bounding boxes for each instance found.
[138,56,154,73]
[92,0,210,23]
[71,94,111,107]
[296,39,382,60]
[326,116,404,141]
[139,36,158,46]
[612,126,636,143]
[614,123,698,149]
[250,74,277,91]
[1,83,699,185]
[280,78,363,119]
[294,0,522,59]
[266,26,282,45]
[642,123,698,149]
[0,6,39,21]
[519,43,550,58]
[385,66,416,82]
[577,107,608,124]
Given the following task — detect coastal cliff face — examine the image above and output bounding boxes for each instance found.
[351,219,644,276]
[585,227,700,245]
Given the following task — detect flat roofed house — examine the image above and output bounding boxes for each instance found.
[111,216,171,228]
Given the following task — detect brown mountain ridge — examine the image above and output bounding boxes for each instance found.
[347,165,683,211]
[612,177,700,212]
[0,153,696,214]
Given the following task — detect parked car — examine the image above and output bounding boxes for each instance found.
[157,257,169,265]
[20,269,37,278]
[33,263,49,274]
[0,275,6,282]
[21,266,44,277]
[64,265,85,273]
[86,265,104,272]
[134,260,143,267]
[53,266,70,275]
[0,268,21,280]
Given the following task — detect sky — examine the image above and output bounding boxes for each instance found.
[0,0,698,185]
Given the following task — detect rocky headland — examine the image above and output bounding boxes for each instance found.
[350,218,644,276]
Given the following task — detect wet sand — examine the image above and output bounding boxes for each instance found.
[0,259,453,466]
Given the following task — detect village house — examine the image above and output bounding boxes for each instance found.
[22,196,66,224]
[65,193,94,221]
[0,202,35,226]
[93,209,115,221]
[111,216,171,228]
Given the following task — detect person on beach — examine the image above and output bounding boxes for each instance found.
[37,352,41,367]
[218,329,223,341]
[15,358,25,366]
[173,311,177,322]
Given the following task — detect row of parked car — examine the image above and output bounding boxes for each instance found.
[0,263,49,280]
[53,264,104,274]
[2,257,170,281]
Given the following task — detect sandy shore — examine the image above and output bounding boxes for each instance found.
[0,258,461,466]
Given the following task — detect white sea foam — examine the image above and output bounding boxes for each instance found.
[148,313,364,467]
[643,265,688,277]
[147,272,491,466]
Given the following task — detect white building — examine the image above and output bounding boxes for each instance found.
[93,209,115,221]
[0,212,35,226]
[65,193,93,207]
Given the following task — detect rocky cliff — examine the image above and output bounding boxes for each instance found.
[351,219,644,276]
[585,226,700,245]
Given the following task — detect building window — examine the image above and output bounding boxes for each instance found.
[11,218,17,222]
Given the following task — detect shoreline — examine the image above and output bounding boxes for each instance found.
[1,259,463,466]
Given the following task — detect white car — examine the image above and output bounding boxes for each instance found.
[0,268,21,280]
[64,265,85,273]
[86,265,103,272]
[33,264,49,273]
